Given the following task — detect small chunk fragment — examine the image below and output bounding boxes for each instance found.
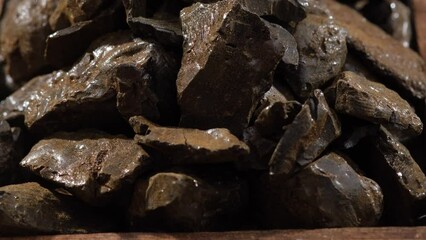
[269,89,341,176]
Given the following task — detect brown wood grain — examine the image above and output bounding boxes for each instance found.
[5,227,426,240]
[413,0,426,59]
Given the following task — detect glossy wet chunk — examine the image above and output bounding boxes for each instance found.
[132,116,249,165]
[323,0,426,100]
[20,131,150,205]
[0,31,178,133]
[333,71,423,140]
[0,0,425,233]
[177,0,296,135]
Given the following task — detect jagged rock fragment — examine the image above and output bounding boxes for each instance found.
[269,90,341,176]
[177,0,296,135]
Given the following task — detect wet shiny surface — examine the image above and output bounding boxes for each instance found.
[334,71,423,140]
[0,31,178,133]
[323,0,426,100]
[132,116,249,165]
[177,0,296,135]
[20,131,150,205]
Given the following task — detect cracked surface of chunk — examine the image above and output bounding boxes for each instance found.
[128,172,247,231]
[0,182,114,236]
[323,0,426,100]
[286,14,347,98]
[255,152,383,228]
[177,0,294,135]
[20,131,150,205]
[334,71,423,140]
[132,116,249,165]
[269,89,341,176]
[0,31,178,132]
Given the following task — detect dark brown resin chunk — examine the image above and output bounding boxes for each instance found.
[20,131,150,205]
[286,14,347,98]
[323,0,426,100]
[0,182,114,235]
[255,153,383,228]
[0,31,178,132]
[177,0,296,135]
[132,116,249,165]
[269,89,341,176]
[128,172,247,231]
[333,71,423,140]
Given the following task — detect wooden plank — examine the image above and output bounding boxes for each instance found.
[413,0,426,59]
[6,227,426,240]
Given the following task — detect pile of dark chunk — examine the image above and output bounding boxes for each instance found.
[0,0,426,235]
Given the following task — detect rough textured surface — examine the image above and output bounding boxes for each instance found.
[128,172,247,231]
[333,71,423,140]
[123,0,183,47]
[177,0,295,135]
[20,131,150,205]
[0,0,58,87]
[286,14,347,98]
[0,31,178,132]
[269,90,341,176]
[132,116,249,165]
[367,127,426,224]
[255,152,383,228]
[241,126,277,170]
[323,0,426,100]
[0,182,114,236]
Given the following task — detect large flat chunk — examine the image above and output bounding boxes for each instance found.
[334,71,423,140]
[131,116,249,165]
[0,182,114,236]
[269,89,341,176]
[177,0,295,135]
[20,131,150,205]
[323,0,426,100]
